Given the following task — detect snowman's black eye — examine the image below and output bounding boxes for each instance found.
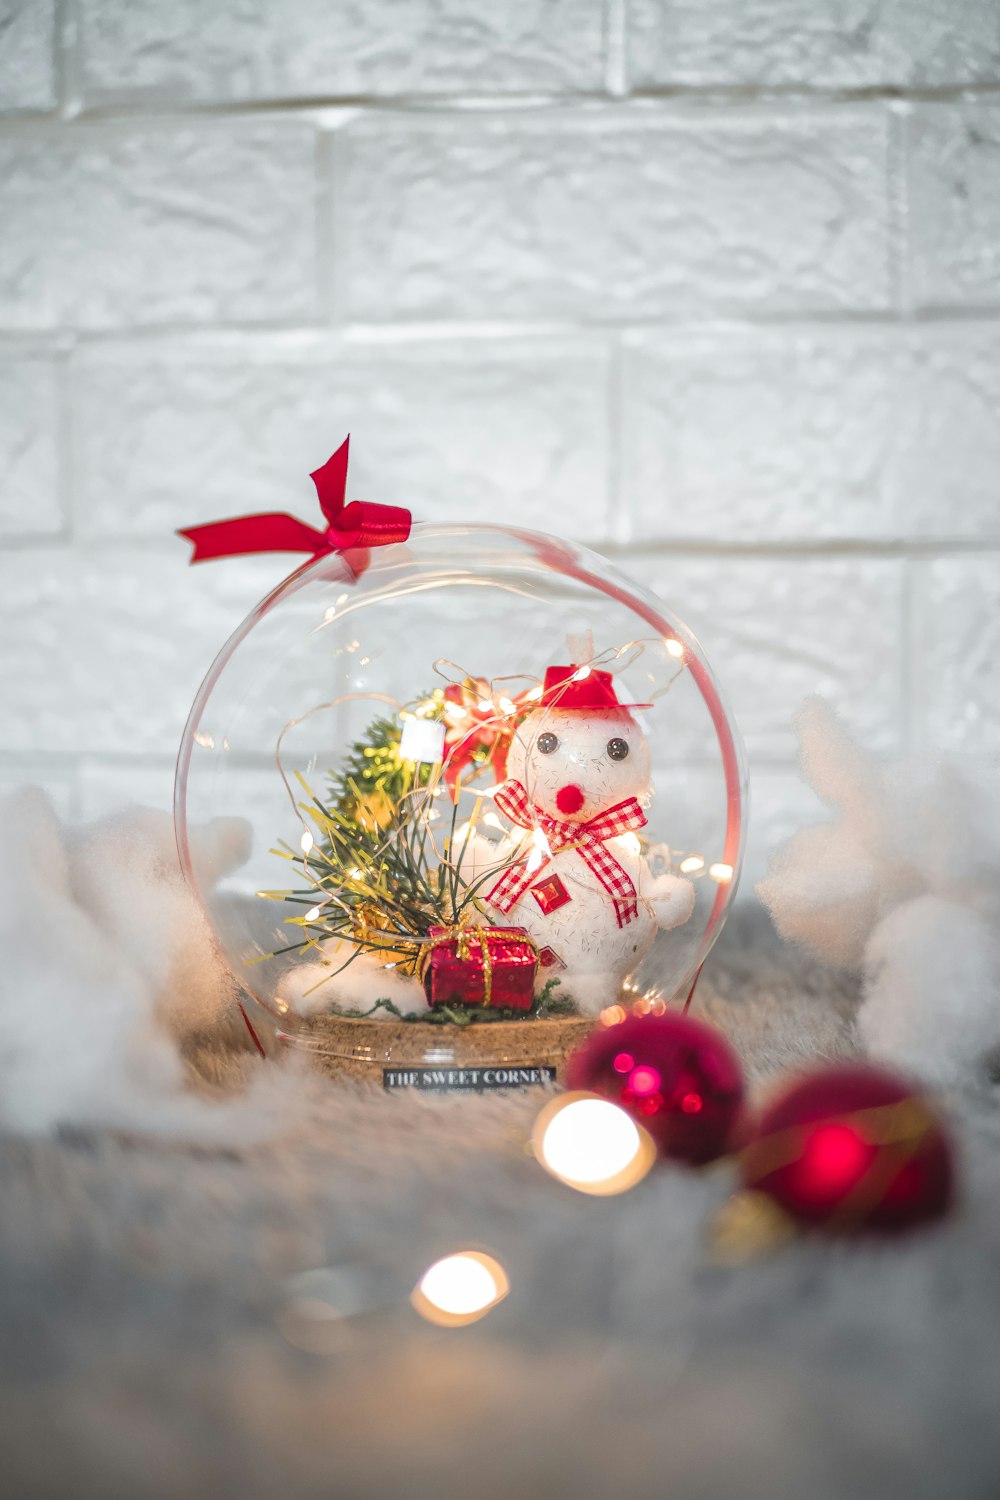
[536,732,559,755]
[607,737,630,761]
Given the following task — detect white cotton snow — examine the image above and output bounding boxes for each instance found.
[0,786,304,1139]
[279,948,429,1018]
[758,698,1000,1086]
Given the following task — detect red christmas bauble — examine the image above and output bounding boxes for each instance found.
[741,1064,953,1232]
[565,1011,745,1165]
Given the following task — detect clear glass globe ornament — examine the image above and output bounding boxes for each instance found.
[175,524,747,1065]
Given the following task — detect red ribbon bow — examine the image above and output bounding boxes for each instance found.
[177,436,411,570]
[486,779,647,928]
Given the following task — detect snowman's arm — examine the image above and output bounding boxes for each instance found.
[642,867,696,930]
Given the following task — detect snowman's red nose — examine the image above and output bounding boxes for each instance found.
[556,784,585,815]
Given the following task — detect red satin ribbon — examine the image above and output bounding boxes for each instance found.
[177,436,411,567]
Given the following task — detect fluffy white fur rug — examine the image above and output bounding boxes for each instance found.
[2,905,999,1500]
[1,783,1000,1499]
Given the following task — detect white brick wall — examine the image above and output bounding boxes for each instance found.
[0,1,57,114]
[0,122,319,329]
[626,0,1000,89]
[337,109,893,320]
[71,334,612,537]
[1,1,998,890]
[76,0,607,103]
[0,350,62,534]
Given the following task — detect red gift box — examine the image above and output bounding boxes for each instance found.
[420,925,538,1011]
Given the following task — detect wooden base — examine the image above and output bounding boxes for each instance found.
[282,1012,595,1087]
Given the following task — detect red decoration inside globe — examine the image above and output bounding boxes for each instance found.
[566,1011,745,1165]
[741,1063,954,1232]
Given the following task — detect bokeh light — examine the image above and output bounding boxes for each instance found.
[411,1250,509,1327]
[533,1092,656,1195]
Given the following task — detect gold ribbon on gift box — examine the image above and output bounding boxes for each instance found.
[418,922,538,1008]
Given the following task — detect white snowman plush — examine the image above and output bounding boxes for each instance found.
[473,663,695,1015]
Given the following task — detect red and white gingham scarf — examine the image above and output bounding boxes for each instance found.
[486,779,647,928]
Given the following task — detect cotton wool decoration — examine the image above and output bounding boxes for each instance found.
[175,439,747,1088]
[758,698,1000,1088]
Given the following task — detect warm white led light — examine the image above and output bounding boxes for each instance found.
[411,1251,509,1327]
[300,830,314,854]
[399,717,446,764]
[419,1256,496,1316]
[665,638,684,659]
[709,862,734,883]
[540,1098,640,1184]
[533,1094,656,1196]
[304,906,321,922]
[680,855,705,874]
[522,827,551,875]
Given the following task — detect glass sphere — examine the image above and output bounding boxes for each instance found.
[175,524,747,1053]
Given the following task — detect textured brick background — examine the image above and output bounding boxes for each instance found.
[1,0,998,884]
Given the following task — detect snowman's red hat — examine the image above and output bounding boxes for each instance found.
[538,664,651,711]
